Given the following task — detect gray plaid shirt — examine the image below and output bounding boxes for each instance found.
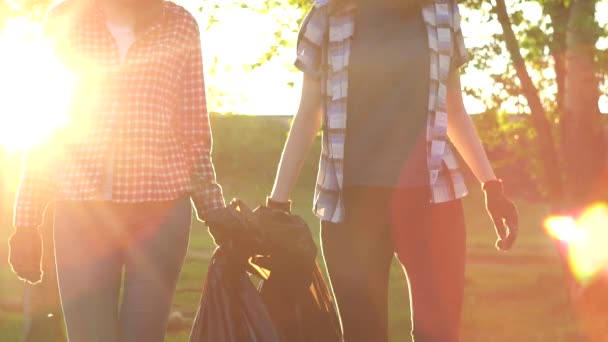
[296,0,470,223]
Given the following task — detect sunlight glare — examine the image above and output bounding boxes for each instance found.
[544,204,608,285]
[544,216,584,243]
[0,17,74,152]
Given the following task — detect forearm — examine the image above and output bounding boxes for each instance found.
[448,113,496,183]
[270,74,323,202]
[270,107,322,202]
[189,144,225,219]
[447,72,496,184]
[180,23,226,220]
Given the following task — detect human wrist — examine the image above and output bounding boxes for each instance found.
[266,196,292,212]
[482,179,503,195]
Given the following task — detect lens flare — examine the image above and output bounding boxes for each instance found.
[545,216,583,242]
[0,17,75,152]
[544,204,608,285]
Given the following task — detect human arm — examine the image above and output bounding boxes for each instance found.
[447,71,519,250]
[269,74,323,206]
[446,73,496,183]
[177,18,226,221]
[268,5,326,208]
[9,7,67,284]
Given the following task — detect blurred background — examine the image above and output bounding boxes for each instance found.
[1,0,608,341]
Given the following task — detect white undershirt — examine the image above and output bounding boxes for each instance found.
[100,21,135,199]
[106,21,136,63]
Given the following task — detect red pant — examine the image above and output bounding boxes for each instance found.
[321,187,466,342]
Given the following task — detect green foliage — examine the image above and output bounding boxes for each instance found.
[0,161,584,341]
[471,112,543,199]
[210,113,321,186]
[210,114,547,200]
[0,114,593,341]
[463,0,603,117]
[3,0,606,200]
[0,0,51,29]
[233,1,311,69]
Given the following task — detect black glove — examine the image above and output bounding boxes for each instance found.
[483,179,519,251]
[205,204,249,246]
[8,227,43,284]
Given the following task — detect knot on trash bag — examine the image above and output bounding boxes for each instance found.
[207,199,318,286]
[206,200,264,259]
[191,199,343,342]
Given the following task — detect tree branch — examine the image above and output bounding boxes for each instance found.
[493,0,563,205]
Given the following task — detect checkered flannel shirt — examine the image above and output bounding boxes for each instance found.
[296,0,470,223]
[13,0,225,228]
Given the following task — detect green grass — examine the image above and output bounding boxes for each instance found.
[0,115,585,341]
[0,179,583,342]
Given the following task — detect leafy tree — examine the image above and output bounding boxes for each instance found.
[0,0,50,29]
[251,0,607,211]
[462,0,607,335]
[461,0,607,211]
[4,0,606,237]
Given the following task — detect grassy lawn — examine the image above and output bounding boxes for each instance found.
[0,177,583,342]
[0,116,585,341]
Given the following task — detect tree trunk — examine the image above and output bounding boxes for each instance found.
[562,1,608,339]
[562,0,606,208]
[546,1,570,116]
[494,0,564,207]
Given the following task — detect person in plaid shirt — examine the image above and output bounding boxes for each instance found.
[7,0,242,340]
[267,0,519,341]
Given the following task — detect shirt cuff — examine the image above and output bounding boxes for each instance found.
[191,185,226,222]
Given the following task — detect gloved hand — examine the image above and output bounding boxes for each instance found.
[483,179,519,251]
[205,205,250,248]
[8,226,43,284]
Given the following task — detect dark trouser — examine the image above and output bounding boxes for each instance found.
[53,197,192,342]
[321,187,466,342]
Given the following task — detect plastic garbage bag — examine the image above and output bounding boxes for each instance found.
[188,200,342,342]
[188,247,280,342]
[252,206,342,342]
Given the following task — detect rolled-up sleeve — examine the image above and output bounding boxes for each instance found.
[294,6,328,80]
[452,0,469,70]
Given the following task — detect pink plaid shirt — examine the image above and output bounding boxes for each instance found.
[13,0,225,228]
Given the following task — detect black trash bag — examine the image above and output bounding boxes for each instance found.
[251,206,343,342]
[254,259,342,342]
[188,246,280,342]
[189,200,342,342]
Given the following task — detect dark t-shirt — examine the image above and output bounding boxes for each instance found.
[344,3,430,188]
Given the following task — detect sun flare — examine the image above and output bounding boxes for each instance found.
[0,17,75,152]
[544,204,608,285]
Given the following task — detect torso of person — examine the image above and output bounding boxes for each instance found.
[344,1,431,189]
[100,20,136,199]
[13,1,219,228]
[48,1,201,203]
